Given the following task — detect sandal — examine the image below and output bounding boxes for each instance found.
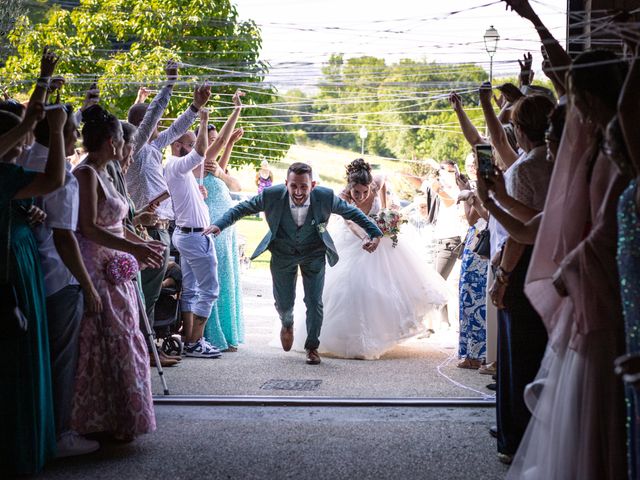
[457,358,482,369]
[223,346,238,352]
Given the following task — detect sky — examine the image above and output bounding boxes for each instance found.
[231,0,568,90]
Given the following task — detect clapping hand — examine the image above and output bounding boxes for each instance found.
[497,83,524,104]
[45,95,67,133]
[199,106,210,125]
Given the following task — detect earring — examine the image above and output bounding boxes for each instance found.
[112,145,117,156]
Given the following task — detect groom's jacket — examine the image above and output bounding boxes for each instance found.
[213,184,382,266]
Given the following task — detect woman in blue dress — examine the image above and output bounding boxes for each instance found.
[0,94,67,474]
[455,159,489,369]
[194,119,245,351]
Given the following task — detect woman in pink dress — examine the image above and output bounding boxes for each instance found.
[71,106,164,441]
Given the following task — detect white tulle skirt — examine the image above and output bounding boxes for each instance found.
[290,219,449,359]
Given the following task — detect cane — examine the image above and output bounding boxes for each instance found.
[135,285,170,395]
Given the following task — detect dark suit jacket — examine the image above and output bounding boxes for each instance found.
[214,184,383,266]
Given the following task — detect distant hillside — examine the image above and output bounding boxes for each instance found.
[232,141,420,201]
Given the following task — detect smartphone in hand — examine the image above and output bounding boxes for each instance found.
[474,144,494,180]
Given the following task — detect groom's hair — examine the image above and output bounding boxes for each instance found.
[287,162,313,177]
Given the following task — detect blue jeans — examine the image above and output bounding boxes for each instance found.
[172,230,219,318]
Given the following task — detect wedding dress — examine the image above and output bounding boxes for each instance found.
[291,195,449,359]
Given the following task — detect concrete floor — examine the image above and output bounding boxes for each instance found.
[152,269,495,399]
[41,405,507,480]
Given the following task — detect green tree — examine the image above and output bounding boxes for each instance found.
[1,0,290,165]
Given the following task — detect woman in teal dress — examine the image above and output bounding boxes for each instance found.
[0,102,68,474]
[195,126,245,351]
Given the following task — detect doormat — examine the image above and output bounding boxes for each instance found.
[260,379,322,391]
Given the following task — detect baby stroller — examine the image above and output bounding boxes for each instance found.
[154,261,183,356]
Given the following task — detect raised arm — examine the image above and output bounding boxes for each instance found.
[449,92,484,147]
[503,0,571,92]
[205,90,245,163]
[218,127,244,171]
[479,82,519,167]
[14,104,65,199]
[132,60,178,154]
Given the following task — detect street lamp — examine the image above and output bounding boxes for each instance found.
[483,25,500,84]
[359,126,368,156]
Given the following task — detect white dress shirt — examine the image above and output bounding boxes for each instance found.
[164,150,210,229]
[289,195,311,227]
[21,142,79,296]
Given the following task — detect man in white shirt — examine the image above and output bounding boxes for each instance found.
[126,62,209,331]
[164,98,225,358]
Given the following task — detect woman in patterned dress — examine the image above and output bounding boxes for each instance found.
[456,157,489,369]
[71,106,164,441]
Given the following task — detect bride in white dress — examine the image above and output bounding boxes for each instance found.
[292,159,449,359]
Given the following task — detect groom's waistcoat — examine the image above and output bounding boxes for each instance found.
[271,196,325,257]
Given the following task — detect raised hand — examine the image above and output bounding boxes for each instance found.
[135,86,150,104]
[199,106,210,125]
[229,127,244,144]
[518,52,533,86]
[193,82,211,109]
[81,80,100,111]
[46,96,67,133]
[496,83,524,104]
[166,59,179,84]
[478,81,493,104]
[232,89,245,108]
[40,46,60,78]
[448,91,462,111]
[502,0,537,21]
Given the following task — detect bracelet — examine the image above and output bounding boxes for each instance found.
[36,79,50,89]
[189,103,200,113]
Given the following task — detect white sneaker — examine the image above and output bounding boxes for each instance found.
[184,338,222,358]
[56,431,100,458]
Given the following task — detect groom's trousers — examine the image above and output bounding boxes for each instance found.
[270,251,326,350]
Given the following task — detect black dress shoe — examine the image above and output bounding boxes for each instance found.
[486,383,497,391]
[489,425,498,438]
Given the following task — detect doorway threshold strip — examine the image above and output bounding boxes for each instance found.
[153,395,496,407]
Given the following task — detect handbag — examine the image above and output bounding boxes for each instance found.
[472,226,491,259]
[0,201,28,338]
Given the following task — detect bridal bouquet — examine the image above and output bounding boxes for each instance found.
[372,208,406,248]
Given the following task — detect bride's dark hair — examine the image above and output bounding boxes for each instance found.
[346,158,372,187]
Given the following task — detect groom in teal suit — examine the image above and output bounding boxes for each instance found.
[204,162,383,364]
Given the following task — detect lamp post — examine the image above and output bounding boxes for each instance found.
[483,25,500,84]
[359,126,368,156]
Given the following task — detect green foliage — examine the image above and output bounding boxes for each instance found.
[286,54,489,169]
[1,0,290,165]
